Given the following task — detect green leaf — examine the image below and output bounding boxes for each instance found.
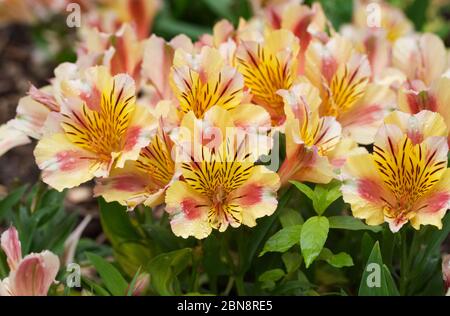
[147,248,192,296]
[279,208,304,228]
[202,0,234,20]
[202,234,230,277]
[282,252,302,274]
[291,181,341,215]
[290,181,314,200]
[86,252,128,296]
[318,248,354,268]
[153,16,210,40]
[407,213,450,294]
[361,232,376,264]
[358,242,399,296]
[81,277,111,296]
[0,251,8,279]
[300,216,329,268]
[328,216,382,232]
[99,199,141,243]
[259,225,302,256]
[312,181,342,215]
[258,269,285,283]
[406,0,429,30]
[273,279,311,295]
[0,185,27,220]
[99,199,154,276]
[382,265,400,296]
[114,242,153,278]
[308,0,352,29]
[238,186,294,274]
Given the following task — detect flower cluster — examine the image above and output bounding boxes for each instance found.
[1,0,449,238]
[0,0,160,38]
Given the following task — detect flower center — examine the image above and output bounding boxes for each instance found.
[373,135,446,213]
[62,87,135,161]
[135,131,175,190]
[322,65,368,117]
[237,45,295,124]
[173,68,242,119]
[182,145,254,229]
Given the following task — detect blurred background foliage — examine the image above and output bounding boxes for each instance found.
[151,0,449,43]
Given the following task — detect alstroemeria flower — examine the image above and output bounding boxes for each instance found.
[342,110,450,232]
[398,75,450,145]
[139,33,198,107]
[94,126,177,209]
[341,0,413,81]
[353,0,413,42]
[165,106,280,239]
[340,27,390,82]
[0,125,30,157]
[140,35,177,105]
[305,35,394,144]
[85,0,161,40]
[236,29,300,125]
[327,135,368,171]
[0,85,59,157]
[393,33,448,86]
[77,23,145,86]
[170,46,245,120]
[261,1,327,74]
[277,82,341,186]
[0,227,60,296]
[163,40,272,132]
[34,66,156,191]
[195,20,238,66]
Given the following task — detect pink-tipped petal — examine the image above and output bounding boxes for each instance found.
[165,181,212,239]
[10,251,60,296]
[0,124,30,157]
[0,226,22,271]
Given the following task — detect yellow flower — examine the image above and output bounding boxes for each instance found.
[236,29,300,125]
[34,66,156,191]
[305,34,394,144]
[353,0,413,42]
[94,126,177,209]
[170,46,244,119]
[398,75,450,146]
[342,110,450,232]
[277,81,341,186]
[258,1,327,73]
[165,106,280,239]
[169,44,273,134]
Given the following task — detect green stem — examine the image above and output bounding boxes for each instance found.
[235,275,246,296]
[189,242,202,293]
[209,275,218,294]
[220,231,241,295]
[233,186,294,296]
[189,265,199,293]
[238,185,295,275]
[399,229,409,295]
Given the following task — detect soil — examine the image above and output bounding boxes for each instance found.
[0,25,51,189]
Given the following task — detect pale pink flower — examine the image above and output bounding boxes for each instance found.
[0,226,60,296]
